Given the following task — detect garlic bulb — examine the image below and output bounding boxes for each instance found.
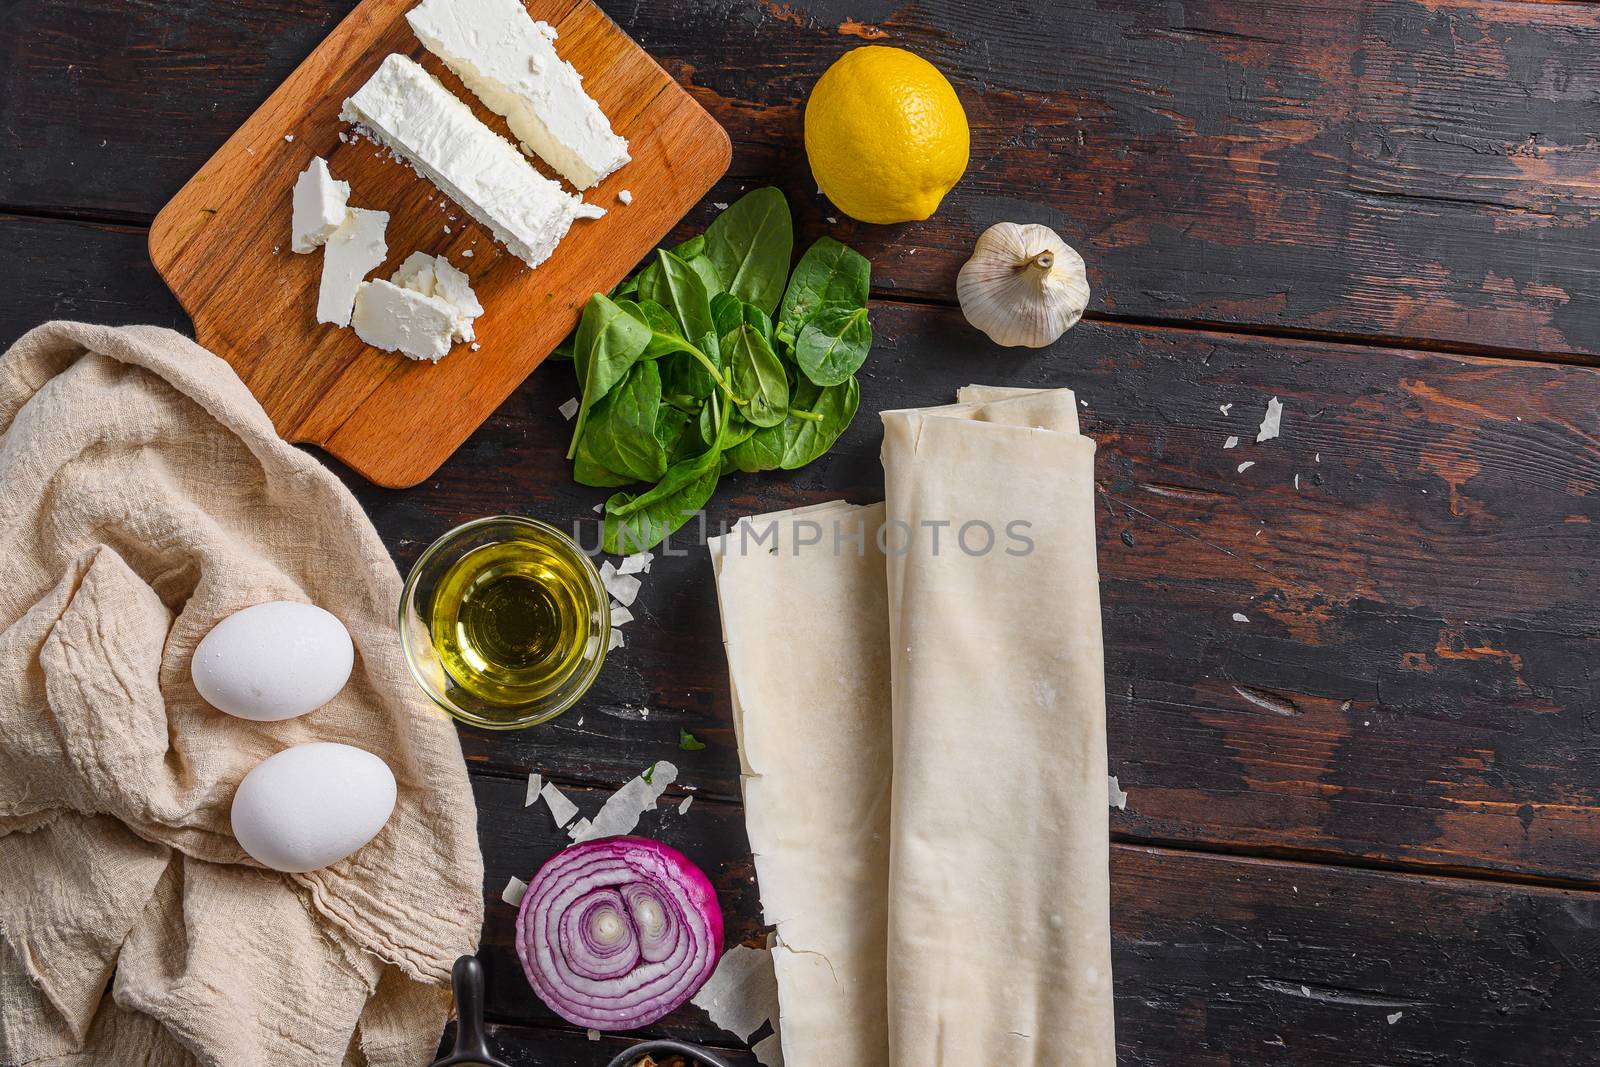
[956,222,1090,348]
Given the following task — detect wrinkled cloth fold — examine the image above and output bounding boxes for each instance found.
[710,385,1113,1066]
[0,322,484,1067]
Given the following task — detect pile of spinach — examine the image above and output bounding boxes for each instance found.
[561,188,873,554]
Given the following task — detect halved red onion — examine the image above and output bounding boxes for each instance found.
[516,835,723,1030]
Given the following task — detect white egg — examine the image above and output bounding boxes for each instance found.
[192,601,354,721]
[231,742,397,872]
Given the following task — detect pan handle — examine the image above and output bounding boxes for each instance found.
[450,955,494,1061]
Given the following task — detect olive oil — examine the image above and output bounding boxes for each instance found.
[429,534,605,707]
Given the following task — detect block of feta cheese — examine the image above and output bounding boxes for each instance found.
[291,157,351,253]
[407,0,631,190]
[316,207,389,327]
[340,53,603,269]
[352,279,458,361]
[391,252,482,342]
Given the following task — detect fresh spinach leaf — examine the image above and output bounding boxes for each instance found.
[582,361,668,484]
[778,236,870,334]
[742,302,774,347]
[703,188,793,315]
[603,398,728,553]
[723,377,858,474]
[610,272,641,300]
[642,249,715,343]
[567,294,652,460]
[778,376,859,469]
[795,303,872,387]
[574,423,634,487]
[671,234,723,295]
[725,324,789,427]
[699,401,756,449]
[654,404,694,461]
[710,292,743,339]
[721,422,786,473]
[661,328,722,404]
[620,299,694,360]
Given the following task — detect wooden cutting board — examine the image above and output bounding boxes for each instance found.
[149,0,730,487]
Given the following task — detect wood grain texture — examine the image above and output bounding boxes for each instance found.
[11,213,1600,887]
[147,0,730,487]
[9,0,1600,357]
[366,298,1600,887]
[0,214,187,340]
[466,774,1600,1065]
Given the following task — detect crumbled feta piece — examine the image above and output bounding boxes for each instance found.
[352,279,457,361]
[1257,396,1284,442]
[316,207,388,326]
[408,0,631,190]
[569,762,677,843]
[501,876,527,906]
[391,252,482,342]
[558,397,579,420]
[618,189,633,205]
[539,781,579,827]
[291,157,350,253]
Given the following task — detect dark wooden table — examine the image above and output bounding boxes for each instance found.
[7,0,1600,1062]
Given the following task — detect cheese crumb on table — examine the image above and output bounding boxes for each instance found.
[618,189,633,205]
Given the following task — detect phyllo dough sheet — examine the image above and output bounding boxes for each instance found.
[710,387,1113,1067]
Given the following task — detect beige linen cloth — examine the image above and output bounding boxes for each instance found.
[0,323,484,1067]
[711,387,1114,1066]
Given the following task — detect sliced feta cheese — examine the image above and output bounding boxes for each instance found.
[291,157,351,253]
[351,278,457,361]
[316,207,388,327]
[407,0,630,190]
[340,54,603,268]
[391,251,483,342]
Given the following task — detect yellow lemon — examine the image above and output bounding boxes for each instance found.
[804,46,970,225]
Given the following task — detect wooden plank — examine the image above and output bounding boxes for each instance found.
[9,0,1600,357]
[379,300,1600,886]
[148,0,730,488]
[468,773,1600,1064]
[0,214,187,345]
[8,212,1600,883]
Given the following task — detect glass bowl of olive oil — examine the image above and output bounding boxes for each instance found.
[400,516,609,730]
